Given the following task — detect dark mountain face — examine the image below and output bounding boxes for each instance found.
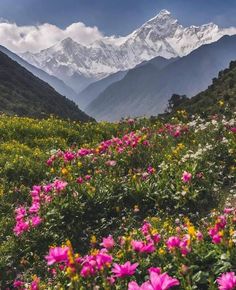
[86,35,236,122]
[77,70,127,110]
[174,60,236,116]
[0,45,79,103]
[0,51,93,121]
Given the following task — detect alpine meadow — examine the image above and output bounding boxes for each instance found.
[0,1,235,289]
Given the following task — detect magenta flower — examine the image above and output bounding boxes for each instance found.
[131,240,145,252]
[148,267,162,275]
[230,127,236,133]
[224,208,234,214]
[140,242,156,254]
[217,272,236,290]
[76,177,84,184]
[13,220,29,236]
[13,280,24,288]
[45,246,69,265]
[128,272,179,290]
[53,180,68,192]
[166,236,181,250]
[100,235,115,249]
[212,233,222,244]
[29,203,40,214]
[31,216,42,227]
[112,261,139,278]
[181,171,192,183]
[141,221,152,235]
[85,174,92,181]
[196,231,203,241]
[128,281,153,290]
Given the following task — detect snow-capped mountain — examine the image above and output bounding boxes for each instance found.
[21,10,236,92]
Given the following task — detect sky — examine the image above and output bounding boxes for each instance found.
[0,0,236,53]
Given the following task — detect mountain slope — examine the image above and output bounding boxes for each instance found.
[0,45,78,102]
[77,56,176,109]
[174,60,236,115]
[86,35,236,121]
[77,70,127,109]
[21,10,236,92]
[0,51,92,121]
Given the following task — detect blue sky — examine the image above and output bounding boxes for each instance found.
[1,0,236,36]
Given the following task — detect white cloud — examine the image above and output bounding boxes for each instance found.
[0,20,103,53]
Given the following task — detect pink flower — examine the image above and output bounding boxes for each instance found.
[29,203,40,214]
[148,267,162,275]
[174,130,181,138]
[216,215,227,230]
[141,221,152,235]
[128,272,179,290]
[15,207,27,220]
[106,160,117,167]
[112,261,139,278]
[13,220,30,236]
[140,242,156,254]
[131,240,155,253]
[80,265,95,277]
[131,240,144,252]
[166,236,181,250]
[76,177,84,184]
[224,208,234,214]
[31,216,42,227]
[45,246,69,265]
[217,272,236,290]
[107,276,116,285]
[147,166,155,174]
[53,180,68,192]
[128,281,153,290]
[196,231,203,241]
[64,151,75,162]
[13,280,24,288]
[181,171,192,183]
[212,233,222,244]
[151,234,161,244]
[148,272,179,290]
[43,184,53,193]
[209,227,218,237]
[30,277,40,290]
[100,235,115,249]
[230,127,236,133]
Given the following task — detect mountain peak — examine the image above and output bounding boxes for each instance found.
[158,9,171,16]
[61,37,77,46]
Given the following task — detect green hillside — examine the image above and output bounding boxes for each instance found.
[0,51,92,121]
[175,60,236,116]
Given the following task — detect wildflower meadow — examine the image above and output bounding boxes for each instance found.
[0,109,235,289]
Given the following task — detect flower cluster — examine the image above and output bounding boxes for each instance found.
[14,180,67,235]
[14,208,236,289]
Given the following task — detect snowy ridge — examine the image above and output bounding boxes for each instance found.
[21,10,236,83]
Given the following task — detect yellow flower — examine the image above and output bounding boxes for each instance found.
[188,226,196,237]
[178,143,185,150]
[72,274,79,282]
[61,168,68,175]
[218,100,224,107]
[116,250,124,259]
[66,266,75,277]
[90,235,97,244]
[158,248,165,255]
